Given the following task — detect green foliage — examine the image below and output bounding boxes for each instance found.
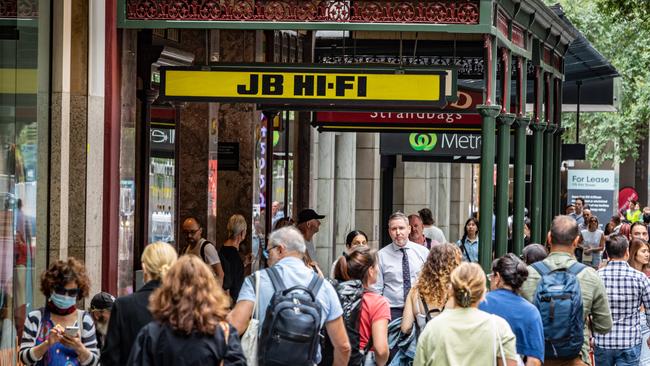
[543,0,650,165]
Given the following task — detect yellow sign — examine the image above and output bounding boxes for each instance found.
[161,66,449,108]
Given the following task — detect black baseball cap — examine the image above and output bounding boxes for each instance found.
[297,209,325,224]
[90,292,115,311]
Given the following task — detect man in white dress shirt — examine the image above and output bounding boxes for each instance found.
[375,212,430,320]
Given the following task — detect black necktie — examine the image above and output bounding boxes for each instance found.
[400,248,411,300]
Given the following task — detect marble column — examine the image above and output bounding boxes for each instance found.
[214,30,258,249]
[334,133,356,259]
[85,0,106,296]
[436,163,451,239]
[50,0,89,262]
[355,133,381,248]
[313,132,335,267]
[450,164,473,241]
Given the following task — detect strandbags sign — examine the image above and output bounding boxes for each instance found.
[567,169,616,230]
[159,64,452,108]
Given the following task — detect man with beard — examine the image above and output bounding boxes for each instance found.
[182,217,224,286]
[90,292,115,350]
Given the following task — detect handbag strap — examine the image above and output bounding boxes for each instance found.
[491,316,507,366]
[251,271,261,320]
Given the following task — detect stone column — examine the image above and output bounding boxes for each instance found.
[450,164,472,241]
[436,163,451,239]
[50,0,89,261]
[313,132,335,267]
[85,0,106,295]
[355,133,381,248]
[214,30,258,248]
[333,133,356,259]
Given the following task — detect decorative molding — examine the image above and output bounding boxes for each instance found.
[511,23,526,49]
[496,10,508,38]
[317,55,484,77]
[125,0,480,24]
[0,0,39,18]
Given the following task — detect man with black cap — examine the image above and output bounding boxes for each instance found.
[90,292,115,350]
[296,209,325,266]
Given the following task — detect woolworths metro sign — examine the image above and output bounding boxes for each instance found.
[385,132,482,156]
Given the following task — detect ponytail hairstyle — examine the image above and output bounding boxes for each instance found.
[333,246,376,283]
[450,262,486,308]
[142,241,178,281]
[491,253,529,292]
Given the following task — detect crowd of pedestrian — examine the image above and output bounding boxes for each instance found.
[18,200,650,366]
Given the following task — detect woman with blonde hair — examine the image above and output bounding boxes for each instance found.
[128,256,246,365]
[401,243,461,335]
[101,242,177,366]
[414,263,518,366]
[221,214,251,302]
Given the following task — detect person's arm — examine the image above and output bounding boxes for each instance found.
[19,313,63,365]
[525,356,542,366]
[597,233,606,252]
[590,273,613,334]
[324,316,351,366]
[222,324,247,366]
[60,312,99,366]
[227,300,254,336]
[213,262,225,287]
[100,301,122,366]
[400,289,416,334]
[372,255,384,295]
[371,318,389,366]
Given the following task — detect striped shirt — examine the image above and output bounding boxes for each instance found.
[19,308,100,366]
[595,260,650,349]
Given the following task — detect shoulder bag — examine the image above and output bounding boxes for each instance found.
[240,271,261,366]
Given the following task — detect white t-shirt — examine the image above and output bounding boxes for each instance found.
[424,225,447,244]
[184,238,221,265]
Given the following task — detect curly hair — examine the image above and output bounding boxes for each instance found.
[149,255,230,335]
[40,257,90,300]
[415,243,461,307]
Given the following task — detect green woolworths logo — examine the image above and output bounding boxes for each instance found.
[409,133,437,151]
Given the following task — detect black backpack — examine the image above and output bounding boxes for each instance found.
[258,266,324,366]
[319,279,368,366]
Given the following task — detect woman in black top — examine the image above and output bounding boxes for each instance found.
[221,214,249,303]
[100,242,177,366]
[128,256,246,365]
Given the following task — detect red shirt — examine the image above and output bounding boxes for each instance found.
[359,291,391,350]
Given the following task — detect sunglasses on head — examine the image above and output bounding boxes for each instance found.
[54,287,80,297]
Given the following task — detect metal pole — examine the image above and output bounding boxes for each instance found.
[263,111,276,239]
[531,122,546,243]
[576,80,582,144]
[478,105,501,272]
[496,114,514,256]
[283,111,290,218]
[513,117,529,254]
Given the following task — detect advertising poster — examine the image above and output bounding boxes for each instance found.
[567,169,616,229]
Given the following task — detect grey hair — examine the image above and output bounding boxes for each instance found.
[388,212,409,226]
[268,226,306,254]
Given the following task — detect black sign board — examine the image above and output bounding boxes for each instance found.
[150,128,175,159]
[218,143,240,171]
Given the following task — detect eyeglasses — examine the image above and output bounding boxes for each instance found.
[54,287,80,297]
[183,228,201,235]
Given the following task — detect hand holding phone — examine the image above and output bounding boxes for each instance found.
[64,326,79,338]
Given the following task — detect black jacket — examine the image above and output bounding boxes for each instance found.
[127,321,246,366]
[101,280,161,366]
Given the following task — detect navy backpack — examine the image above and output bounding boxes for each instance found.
[531,261,586,359]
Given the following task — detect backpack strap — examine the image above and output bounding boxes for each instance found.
[566,262,587,275]
[199,239,209,263]
[266,266,286,292]
[531,261,551,276]
[307,274,324,297]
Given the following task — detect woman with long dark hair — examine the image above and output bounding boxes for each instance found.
[329,230,369,277]
[480,254,544,365]
[456,218,479,263]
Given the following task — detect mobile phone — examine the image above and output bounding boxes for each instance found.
[64,326,79,337]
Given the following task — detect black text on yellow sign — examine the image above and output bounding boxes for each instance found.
[162,69,446,106]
